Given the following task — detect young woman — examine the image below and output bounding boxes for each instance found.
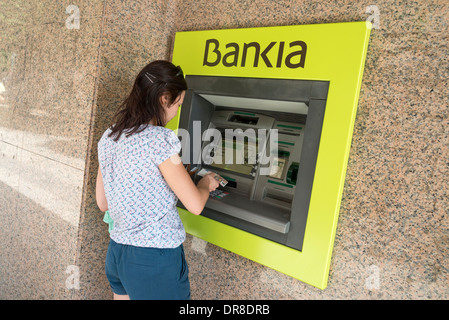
[95,60,219,300]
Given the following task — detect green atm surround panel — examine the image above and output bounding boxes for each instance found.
[168,22,371,289]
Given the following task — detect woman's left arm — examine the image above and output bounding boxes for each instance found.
[96,166,109,212]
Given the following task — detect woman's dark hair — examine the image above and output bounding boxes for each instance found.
[108,60,187,141]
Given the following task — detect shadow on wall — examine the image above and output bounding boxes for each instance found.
[0,180,78,299]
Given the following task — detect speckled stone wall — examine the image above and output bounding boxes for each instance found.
[0,1,104,299]
[1,0,448,300]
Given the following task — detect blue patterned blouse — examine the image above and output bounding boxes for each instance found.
[98,124,185,248]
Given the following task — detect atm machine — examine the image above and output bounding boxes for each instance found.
[171,22,370,289]
[177,75,328,251]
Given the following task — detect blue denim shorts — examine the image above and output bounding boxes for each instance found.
[105,239,190,300]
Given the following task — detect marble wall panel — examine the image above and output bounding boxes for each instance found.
[0,0,104,299]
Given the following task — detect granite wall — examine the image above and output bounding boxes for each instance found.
[0,0,447,299]
[0,0,104,299]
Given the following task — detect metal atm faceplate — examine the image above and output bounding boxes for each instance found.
[198,109,305,235]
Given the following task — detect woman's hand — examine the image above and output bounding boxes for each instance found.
[197,172,220,192]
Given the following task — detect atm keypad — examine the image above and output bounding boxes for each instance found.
[209,190,229,199]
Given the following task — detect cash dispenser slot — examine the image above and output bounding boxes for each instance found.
[177,75,328,251]
[263,189,293,209]
[206,192,291,234]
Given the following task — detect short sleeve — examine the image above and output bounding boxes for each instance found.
[150,128,181,165]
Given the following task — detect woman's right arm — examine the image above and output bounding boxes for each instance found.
[158,154,219,215]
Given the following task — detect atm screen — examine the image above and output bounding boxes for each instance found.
[208,129,258,176]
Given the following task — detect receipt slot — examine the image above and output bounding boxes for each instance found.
[169,22,371,289]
